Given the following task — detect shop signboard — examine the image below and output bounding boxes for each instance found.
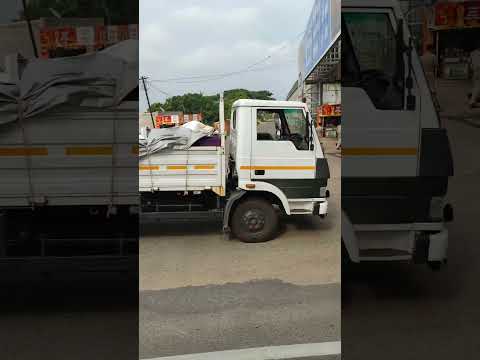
[155,114,183,128]
[76,26,95,46]
[319,104,342,117]
[433,1,480,29]
[155,114,172,128]
[39,27,79,58]
[302,0,341,81]
[464,1,480,27]
[40,24,139,58]
[183,113,203,122]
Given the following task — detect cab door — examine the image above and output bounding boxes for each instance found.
[249,107,317,199]
[341,7,423,223]
[341,8,421,178]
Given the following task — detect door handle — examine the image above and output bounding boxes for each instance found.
[255,169,265,175]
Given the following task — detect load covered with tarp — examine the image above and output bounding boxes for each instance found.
[0,39,138,125]
[139,121,217,158]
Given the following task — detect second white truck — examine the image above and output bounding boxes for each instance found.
[341,0,454,269]
[140,96,330,242]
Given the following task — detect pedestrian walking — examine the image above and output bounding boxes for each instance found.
[335,117,341,150]
[469,46,480,108]
[421,44,441,111]
[421,44,437,94]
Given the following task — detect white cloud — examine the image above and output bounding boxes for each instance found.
[140,0,315,109]
[171,6,260,26]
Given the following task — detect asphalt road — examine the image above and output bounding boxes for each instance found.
[342,117,480,359]
[139,141,341,358]
[140,281,340,358]
[1,277,138,360]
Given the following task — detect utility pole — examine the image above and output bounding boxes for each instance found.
[140,76,156,128]
[22,0,38,58]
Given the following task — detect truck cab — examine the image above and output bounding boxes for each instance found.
[341,0,454,268]
[225,99,330,241]
[230,100,328,205]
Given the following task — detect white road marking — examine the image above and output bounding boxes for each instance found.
[144,341,341,360]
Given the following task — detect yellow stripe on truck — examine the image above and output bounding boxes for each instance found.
[240,166,315,171]
[0,147,48,156]
[342,147,417,156]
[65,146,113,156]
[139,165,216,171]
[194,165,215,170]
[139,165,159,171]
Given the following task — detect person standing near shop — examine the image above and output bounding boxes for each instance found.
[336,116,341,150]
[421,44,437,95]
[469,45,480,108]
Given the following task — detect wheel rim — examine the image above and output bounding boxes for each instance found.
[241,209,266,233]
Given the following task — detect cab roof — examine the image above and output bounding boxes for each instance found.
[342,0,402,15]
[232,99,307,108]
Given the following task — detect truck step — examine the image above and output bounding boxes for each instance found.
[359,248,411,258]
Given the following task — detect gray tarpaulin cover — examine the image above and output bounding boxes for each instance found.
[0,39,138,125]
[139,121,215,158]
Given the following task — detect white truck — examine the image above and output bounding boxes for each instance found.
[0,41,138,265]
[139,95,330,242]
[341,0,454,269]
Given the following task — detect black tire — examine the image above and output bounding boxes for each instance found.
[231,197,279,243]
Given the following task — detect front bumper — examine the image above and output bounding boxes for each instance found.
[413,227,449,264]
[428,228,449,262]
[317,201,328,216]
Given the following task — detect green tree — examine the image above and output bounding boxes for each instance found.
[150,89,274,126]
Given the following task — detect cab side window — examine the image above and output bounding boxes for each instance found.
[256,109,309,150]
[257,109,282,141]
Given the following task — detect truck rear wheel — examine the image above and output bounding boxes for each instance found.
[231,197,278,243]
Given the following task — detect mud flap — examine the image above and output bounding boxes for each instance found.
[222,190,247,233]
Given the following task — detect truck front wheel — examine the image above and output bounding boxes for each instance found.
[231,198,279,243]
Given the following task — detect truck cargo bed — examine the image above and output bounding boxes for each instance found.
[139,145,225,194]
[0,101,138,207]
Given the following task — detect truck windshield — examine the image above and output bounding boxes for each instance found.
[284,109,309,149]
[342,12,404,110]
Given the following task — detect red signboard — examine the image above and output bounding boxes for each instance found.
[39,24,139,58]
[319,104,341,117]
[434,1,480,29]
[464,1,480,26]
[155,115,172,127]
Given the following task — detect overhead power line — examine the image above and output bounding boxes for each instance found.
[148,30,305,84]
[146,60,296,86]
[146,80,172,97]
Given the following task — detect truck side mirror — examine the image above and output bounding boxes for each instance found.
[395,19,406,79]
[397,19,416,110]
[307,113,314,150]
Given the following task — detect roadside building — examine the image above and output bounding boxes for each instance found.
[286,80,301,102]
[288,0,341,138]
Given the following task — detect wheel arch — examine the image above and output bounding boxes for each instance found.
[223,189,287,230]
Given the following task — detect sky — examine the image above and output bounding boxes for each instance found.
[140,0,314,110]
